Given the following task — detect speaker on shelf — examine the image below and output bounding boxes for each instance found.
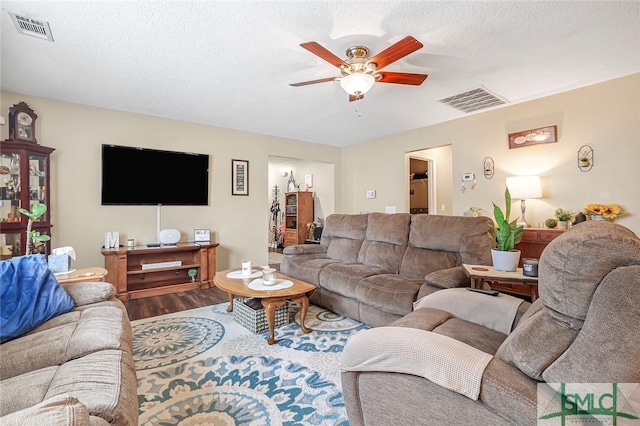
[158,228,180,245]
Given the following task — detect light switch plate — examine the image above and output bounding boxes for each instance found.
[366,190,376,199]
[385,206,396,213]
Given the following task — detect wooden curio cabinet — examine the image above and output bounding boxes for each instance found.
[0,140,54,258]
[284,191,314,247]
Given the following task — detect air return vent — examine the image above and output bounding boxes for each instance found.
[438,86,507,113]
[9,12,54,41]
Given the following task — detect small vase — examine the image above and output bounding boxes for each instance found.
[590,214,606,221]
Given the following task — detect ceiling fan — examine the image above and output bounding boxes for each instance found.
[290,36,428,102]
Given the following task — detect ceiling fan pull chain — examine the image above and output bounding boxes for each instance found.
[355,94,363,117]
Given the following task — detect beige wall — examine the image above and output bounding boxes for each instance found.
[3,73,638,271]
[0,92,341,269]
[342,73,640,234]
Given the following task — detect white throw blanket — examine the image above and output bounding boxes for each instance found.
[413,288,524,335]
[341,327,493,400]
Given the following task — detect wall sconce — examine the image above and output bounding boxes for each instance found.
[578,145,593,172]
[483,157,494,179]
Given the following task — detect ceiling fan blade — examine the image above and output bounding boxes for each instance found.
[349,93,364,102]
[367,36,423,70]
[377,72,428,86]
[289,77,337,87]
[300,42,347,68]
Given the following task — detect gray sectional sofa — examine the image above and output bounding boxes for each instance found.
[0,280,138,425]
[340,221,640,425]
[280,212,495,326]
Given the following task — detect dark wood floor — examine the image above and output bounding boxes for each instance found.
[123,287,229,321]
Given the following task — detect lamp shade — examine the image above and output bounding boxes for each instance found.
[340,73,375,95]
[506,175,542,199]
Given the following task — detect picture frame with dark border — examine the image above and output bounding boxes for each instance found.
[194,229,211,242]
[508,125,557,149]
[231,159,249,196]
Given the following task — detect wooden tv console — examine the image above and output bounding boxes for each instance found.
[101,242,218,301]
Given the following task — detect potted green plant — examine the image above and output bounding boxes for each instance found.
[492,187,523,271]
[554,208,572,229]
[579,156,590,167]
[18,203,50,254]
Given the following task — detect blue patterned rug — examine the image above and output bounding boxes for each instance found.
[133,303,369,425]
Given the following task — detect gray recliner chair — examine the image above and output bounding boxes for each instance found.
[341,221,640,425]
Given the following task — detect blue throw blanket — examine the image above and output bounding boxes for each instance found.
[1,255,74,343]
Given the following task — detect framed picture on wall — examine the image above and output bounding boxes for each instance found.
[508,125,557,149]
[232,159,249,196]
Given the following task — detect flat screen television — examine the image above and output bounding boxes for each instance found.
[101,144,209,205]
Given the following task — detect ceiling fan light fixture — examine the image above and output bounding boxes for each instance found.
[340,73,375,95]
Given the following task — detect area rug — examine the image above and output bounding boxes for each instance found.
[132,303,369,425]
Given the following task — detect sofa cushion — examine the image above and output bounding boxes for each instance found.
[0,366,58,416]
[0,395,90,426]
[323,214,368,262]
[358,213,410,272]
[1,255,74,343]
[280,255,340,286]
[46,349,138,426]
[356,274,423,316]
[0,323,76,381]
[320,263,392,298]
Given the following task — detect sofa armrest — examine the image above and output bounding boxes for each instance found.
[0,395,90,426]
[424,266,469,289]
[413,288,525,335]
[342,326,493,400]
[283,244,327,256]
[63,282,116,307]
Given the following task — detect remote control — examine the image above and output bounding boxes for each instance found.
[466,287,499,296]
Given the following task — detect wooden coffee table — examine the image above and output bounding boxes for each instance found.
[214,269,316,344]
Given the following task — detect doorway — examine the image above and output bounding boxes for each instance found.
[406,145,453,216]
[408,157,434,214]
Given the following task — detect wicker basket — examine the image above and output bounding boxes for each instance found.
[233,297,290,333]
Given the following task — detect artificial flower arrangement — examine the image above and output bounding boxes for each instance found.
[583,203,624,220]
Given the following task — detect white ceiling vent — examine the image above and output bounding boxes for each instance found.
[438,86,507,113]
[9,12,54,42]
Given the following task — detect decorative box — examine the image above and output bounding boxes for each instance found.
[233,297,290,333]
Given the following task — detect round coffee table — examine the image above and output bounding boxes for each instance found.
[214,269,316,344]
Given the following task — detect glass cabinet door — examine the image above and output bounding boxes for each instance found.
[0,232,21,260]
[28,153,48,222]
[0,153,23,224]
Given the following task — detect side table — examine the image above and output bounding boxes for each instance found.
[56,267,108,285]
[462,264,539,302]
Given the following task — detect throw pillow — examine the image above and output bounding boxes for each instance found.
[1,255,75,343]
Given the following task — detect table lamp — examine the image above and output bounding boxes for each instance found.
[506,175,542,228]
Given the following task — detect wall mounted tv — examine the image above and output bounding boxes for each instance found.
[101,144,210,205]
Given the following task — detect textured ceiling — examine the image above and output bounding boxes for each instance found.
[2,1,639,147]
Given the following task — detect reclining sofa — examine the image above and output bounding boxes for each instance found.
[341,221,640,425]
[281,212,495,326]
[0,255,138,425]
